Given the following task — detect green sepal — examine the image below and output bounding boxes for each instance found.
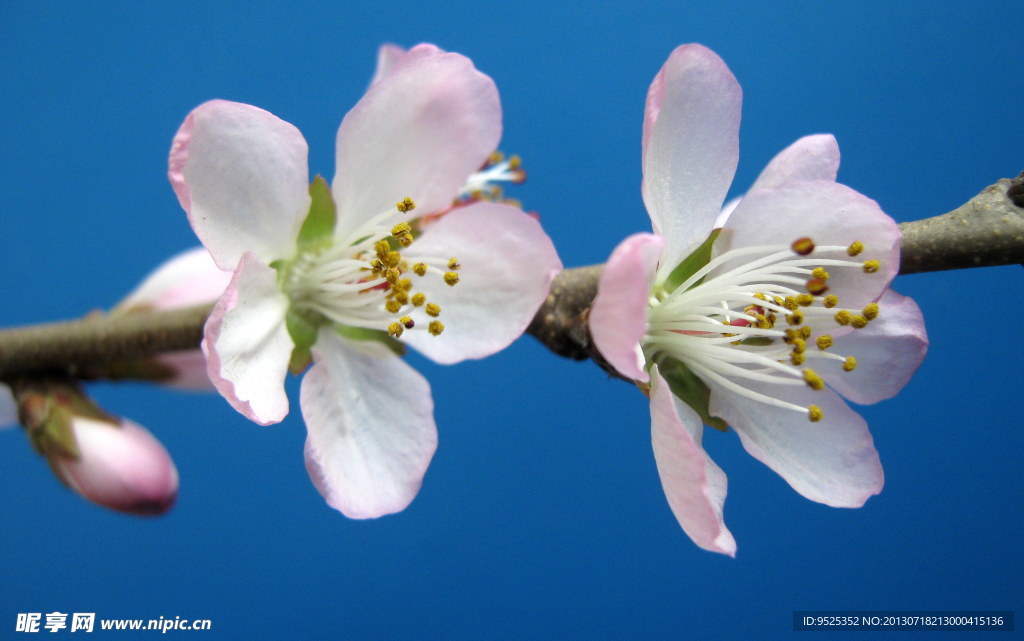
[334,325,406,357]
[285,308,319,375]
[654,356,730,433]
[662,229,721,294]
[296,175,337,251]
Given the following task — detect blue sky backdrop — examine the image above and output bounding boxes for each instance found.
[1,2,1020,639]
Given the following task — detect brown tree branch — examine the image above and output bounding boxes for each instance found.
[0,175,1020,381]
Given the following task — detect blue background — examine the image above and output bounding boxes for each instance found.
[1,2,1020,639]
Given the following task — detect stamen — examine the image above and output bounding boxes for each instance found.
[862,259,880,273]
[385,299,402,314]
[425,303,441,317]
[400,316,415,329]
[388,322,404,338]
[807,405,823,422]
[803,369,825,390]
[862,303,879,320]
[396,197,416,213]
[444,272,460,286]
[816,335,833,350]
[843,356,857,372]
[806,279,828,295]
[847,241,864,256]
[411,293,426,306]
[791,237,815,255]
[811,267,830,280]
[823,294,839,308]
[447,257,461,270]
[428,321,444,336]
[412,263,427,276]
[850,315,868,329]
[834,310,851,326]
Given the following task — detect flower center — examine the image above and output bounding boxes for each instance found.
[284,198,460,339]
[644,236,882,423]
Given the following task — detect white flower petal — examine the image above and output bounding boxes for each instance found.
[821,289,928,405]
[203,253,292,424]
[707,377,883,507]
[333,48,500,234]
[717,180,900,308]
[748,134,840,192]
[400,202,561,364]
[590,233,664,382]
[301,330,437,519]
[642,44,741,274]
[650,367,736,555]
[170,100,310,270]
[116,247,231,312]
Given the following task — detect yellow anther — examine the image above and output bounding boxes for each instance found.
[385,299,402,314]
[843,356,858,372]
[756,315,774,330]
[370,258,385,273]
[791,237,815,255]
[507,154,522,170]
[381,251,400,269]
[374,239,391,257]
[398,235,414,247]
[786,311,804,326]
[396,197,416,213]
[397,278,413,292]
[393,291,409,305]
[443,271,460,286]
[816,335,834,350]
[400,316,415,329]
[863,259,880,273]
[388,322,404,338]
[862,303,879,320]
[790,352,806,366]
[847,240,864,256]
[850,315,869,329]
[811,267,830,281]
[791,338,807,354]
[834,310,852,326]
[796,293,814,307]
[488,151,504,165]
[754,293,767,301]
[807,278,829,295]
[428,320,445,336]
[384,267,401,284]
[447,257,461,271]
[391,222,412,238]
[783,297,799,311]
[412,263,428,277]
[783,329,798,344]
[799,326,812,340]
[425,302,441,317]
[823,294,839,308]
[803,369,825,391]
[411,292,426,306]
[773,295,785,306]
[807,405,823,422]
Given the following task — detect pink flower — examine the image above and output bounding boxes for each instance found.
[48,415,179,515]
[589,44,927,555]
[115,247,232,389]
[169,44,561,519]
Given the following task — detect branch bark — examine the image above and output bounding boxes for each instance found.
[0,174,1021,380]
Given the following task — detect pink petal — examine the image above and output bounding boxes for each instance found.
[718,180,901,308]
[400,202,562,364]
[153,350,214,391]
[332,49,500,234]
[56,417,178,515]
[0,383,17,428]
[713,135,840,229]
[370,43,408,85]
[370,43,447,86]
[170,100,311,270]
[116,247,231,312]
[650,367,736,555]
[203,252,292,425]
[301,330,437,519]
[820,289,928,405]
[642,44,741,274]
[748,134,840,192]
[707,378,883,507]
[589,233,664,382]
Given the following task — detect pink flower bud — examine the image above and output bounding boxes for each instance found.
[51,417,179,516]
